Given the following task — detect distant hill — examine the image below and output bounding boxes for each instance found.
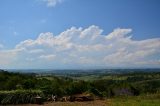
[3,68,160,74]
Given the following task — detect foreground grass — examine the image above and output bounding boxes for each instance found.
[110,93,160,106]
[12,98,160,106]
[11,94,160,106]
[4,92,160,106]
[110,98,160,106]
[0,90,44,105]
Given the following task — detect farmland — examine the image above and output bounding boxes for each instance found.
[0,69,160,105]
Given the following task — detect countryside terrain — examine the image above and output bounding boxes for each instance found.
[0,69,160,106]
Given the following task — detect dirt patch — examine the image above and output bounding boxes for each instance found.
[7,100,108,106]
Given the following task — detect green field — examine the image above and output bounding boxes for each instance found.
[110,93,160,106]
[0,69,160,105]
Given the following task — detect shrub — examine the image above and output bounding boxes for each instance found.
[0,90,44,105]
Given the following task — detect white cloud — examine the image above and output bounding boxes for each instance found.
[39,54,56,61]
[106,28,132,40]
[28,49,44,54]
[42,0,62,7]
[0,25,160,69]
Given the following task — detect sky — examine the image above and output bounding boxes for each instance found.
[0,0,160,69]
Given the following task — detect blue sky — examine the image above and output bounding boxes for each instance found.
[0,0,160,69]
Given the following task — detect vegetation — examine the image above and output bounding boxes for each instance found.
[110,93,160,106]
[0,90,43,105]
[0,69,160,105]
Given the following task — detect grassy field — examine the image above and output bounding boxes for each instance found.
[7,93,160,106]
[10,99,160,106]
[109,97,160,106]
[110,93,160,106]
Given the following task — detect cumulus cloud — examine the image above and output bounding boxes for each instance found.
[41,0,62,7]
[0,25,160,69]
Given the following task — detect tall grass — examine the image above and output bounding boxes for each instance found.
[0,90,44,105]
[110,93,160,106]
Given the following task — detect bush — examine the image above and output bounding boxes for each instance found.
[0,90,44,105]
